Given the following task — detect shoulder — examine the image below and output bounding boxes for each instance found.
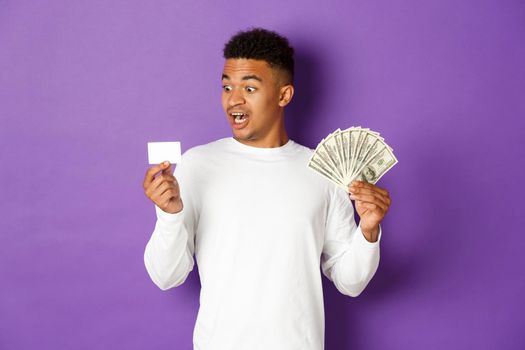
[174,138,229,183]
[289,140,342,190]
[291,140,350,196]
[180,137,230,162]
[289,140,315,161]
[292,141,314,153]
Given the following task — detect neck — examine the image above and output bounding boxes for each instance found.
[233,131,289,148]
[233,114,289,148]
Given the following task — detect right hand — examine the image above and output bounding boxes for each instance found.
[143,161,183,214]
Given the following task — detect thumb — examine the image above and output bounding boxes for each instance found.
[161,161,173,174]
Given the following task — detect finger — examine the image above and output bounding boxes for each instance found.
[143,164,164,189]
[155,176,179,197]
[154,173,176,186]
[349,186,382,196]
[153,181,175,196]
[153,184,178,208]
[160,187,183,209]
[352,181,388,196]
[153,181,174,198]
[159,187,176,204]
[148,175,167,194]
[157,184,177,205]
[358,202,383,212]
[349,187,391,206]
[162,161,174,175]
[350,193,388,211]
[161,160,173,175]
[147,174,176,196]
[143,161,171,189]
[350,190,388,206]
[350,181,389,197]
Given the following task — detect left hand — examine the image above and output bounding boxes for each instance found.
[348,180,391,242]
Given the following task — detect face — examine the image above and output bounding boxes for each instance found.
[363,167,375,181]
[221,58,293,145]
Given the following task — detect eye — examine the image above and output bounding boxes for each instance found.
[222,85,232,92]
[246,86,257,93]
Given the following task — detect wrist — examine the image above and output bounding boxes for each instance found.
[360,224,380,242]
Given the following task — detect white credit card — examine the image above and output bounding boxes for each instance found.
[147,142,181,164]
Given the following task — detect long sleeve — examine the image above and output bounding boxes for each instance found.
[321,185,381,297]
[143,152,198,291]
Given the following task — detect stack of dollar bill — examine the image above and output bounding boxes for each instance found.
[308,127,398,191]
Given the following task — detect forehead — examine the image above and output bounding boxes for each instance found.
[222,58,273,79]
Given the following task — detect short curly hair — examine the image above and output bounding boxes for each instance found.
[223,27,295,84]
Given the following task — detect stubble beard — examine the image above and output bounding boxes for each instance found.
[233,127,257,142]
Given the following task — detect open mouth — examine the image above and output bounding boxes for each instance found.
[230,112,249,127]
[231,112,248,123]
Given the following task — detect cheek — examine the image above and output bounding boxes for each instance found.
[252,94,274,112]
[261,97,279,116]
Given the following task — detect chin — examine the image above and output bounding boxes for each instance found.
[232,128,254,140]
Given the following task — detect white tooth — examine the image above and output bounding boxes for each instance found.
[234,116,246,124]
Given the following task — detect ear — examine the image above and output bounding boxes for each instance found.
[278,84,294,107]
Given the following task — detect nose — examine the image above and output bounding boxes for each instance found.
[228,87,246,107]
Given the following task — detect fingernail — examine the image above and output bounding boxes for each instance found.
[163,161,169,166]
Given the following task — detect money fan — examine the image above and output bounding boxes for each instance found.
[308,127,398,192]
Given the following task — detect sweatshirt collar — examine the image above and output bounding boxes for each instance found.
[228,137,298,156]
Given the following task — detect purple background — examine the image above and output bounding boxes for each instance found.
[1,0,524,349]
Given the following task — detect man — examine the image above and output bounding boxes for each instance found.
[142,28,391,350]
[361,165,377,183]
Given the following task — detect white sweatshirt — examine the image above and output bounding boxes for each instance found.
[144,137,381,350]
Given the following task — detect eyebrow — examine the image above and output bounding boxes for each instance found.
[222,74,263,82]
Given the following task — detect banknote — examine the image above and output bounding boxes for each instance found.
[308,127,398,191]
[353,145,397,184]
